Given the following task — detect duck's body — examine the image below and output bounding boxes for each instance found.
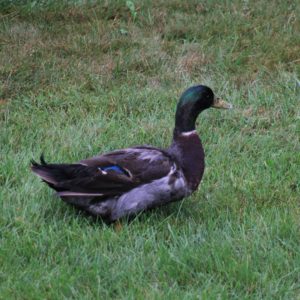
[31,85,231,222]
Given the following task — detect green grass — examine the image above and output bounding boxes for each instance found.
[1,0,300,298]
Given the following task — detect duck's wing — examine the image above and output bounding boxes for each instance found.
[31,147,174,198]
[80,146,173,183]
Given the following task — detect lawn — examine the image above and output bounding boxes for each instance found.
[1,0,299,298]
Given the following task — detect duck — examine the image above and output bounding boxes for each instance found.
[31,85,232,223]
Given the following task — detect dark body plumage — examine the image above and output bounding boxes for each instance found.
[31,85,231,222]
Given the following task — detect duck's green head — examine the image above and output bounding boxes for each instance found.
[175,85,232,133]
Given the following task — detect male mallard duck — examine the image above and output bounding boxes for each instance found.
[31,85,232,222]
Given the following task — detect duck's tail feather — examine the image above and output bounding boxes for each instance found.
[31,155,93,192]
[31,155,135,197]
[57,191,104,197]
[31,155,58,186]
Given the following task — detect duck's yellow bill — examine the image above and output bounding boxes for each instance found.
[212,98,233,109]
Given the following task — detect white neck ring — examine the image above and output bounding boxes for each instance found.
[180,130,197,136]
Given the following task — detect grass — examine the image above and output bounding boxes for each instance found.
[0,0,299,298]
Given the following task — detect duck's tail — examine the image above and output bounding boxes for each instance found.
[31,155,110,216]
[30,155,129,198]
[30,154,96,194]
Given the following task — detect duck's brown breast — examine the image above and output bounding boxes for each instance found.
[168,131,205,191]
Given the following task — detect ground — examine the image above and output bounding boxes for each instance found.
[0,1,299,299]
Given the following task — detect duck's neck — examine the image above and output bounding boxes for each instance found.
[175,101,206,132]
[169,129,205,191]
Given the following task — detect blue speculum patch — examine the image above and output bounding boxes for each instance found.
[99,165,129,176]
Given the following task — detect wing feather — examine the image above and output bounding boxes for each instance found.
[32,147,173,199]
